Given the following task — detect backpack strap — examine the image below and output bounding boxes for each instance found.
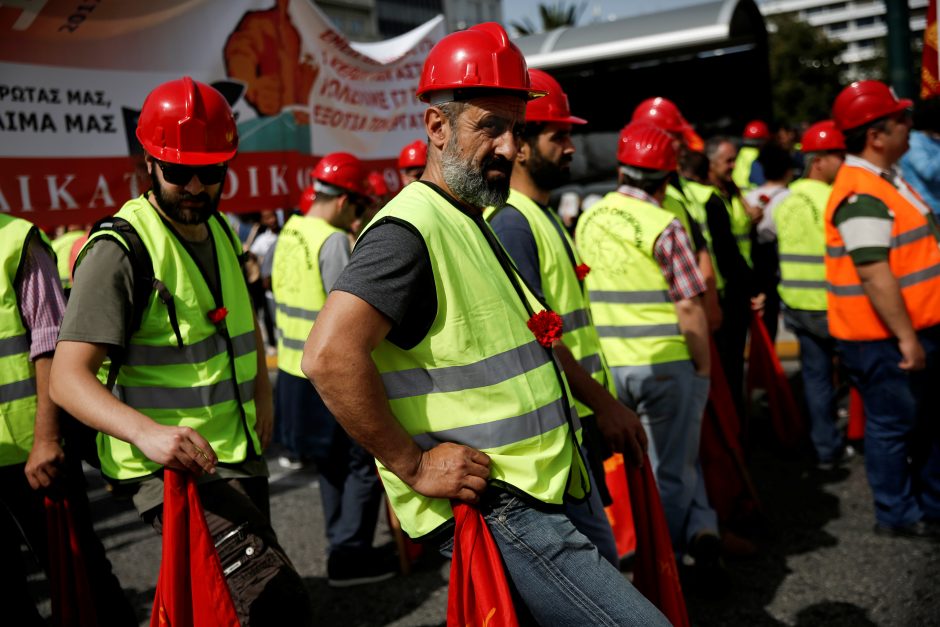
[87,217,183,387]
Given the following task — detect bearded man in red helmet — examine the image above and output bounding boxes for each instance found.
[303,23,668,624]
[486,68,646,569]
[825,80,940,539]
[50,77,314,625]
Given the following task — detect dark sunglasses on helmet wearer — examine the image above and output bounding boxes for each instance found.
[155,159,228,186]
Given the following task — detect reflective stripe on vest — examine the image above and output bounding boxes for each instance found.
[486,189,614,420]
[825,164,940,340]
[576,192,690,367]
[365,183,586,539]
[0,215,42,467]
[774,179,830,311]
[272,215,343,378]
[79,197,259,480]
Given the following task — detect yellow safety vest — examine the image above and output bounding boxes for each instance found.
[773,179,830,311]
[78,197,260,481]
[486,189,614,419]
[365,183,588,539]
[271,215,344,378]
[577,192,690,367]
[0,215,50,467]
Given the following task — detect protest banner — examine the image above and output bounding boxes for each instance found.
[0,0,444,228]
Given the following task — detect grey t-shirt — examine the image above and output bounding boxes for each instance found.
[319,231,351,292]
[58,229,266,516]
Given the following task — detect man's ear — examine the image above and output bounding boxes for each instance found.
[516,139,531,165]
[144,154,154,175]
[425,107,448,150]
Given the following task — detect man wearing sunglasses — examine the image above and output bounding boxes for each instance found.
[825,80,940,540]
[50,77,314,624]
[270,153,394,587]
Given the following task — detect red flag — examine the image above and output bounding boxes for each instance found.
[701,340,762,525]
[848,387,866,441]
[45,496,98,627]
[603,453,637,559]
[625,456,690,627]
[446,503,519,627]
[923,0,939,98]
[151,470,240,627]
[746,311,806,448]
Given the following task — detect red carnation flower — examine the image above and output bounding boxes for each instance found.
[527,310,564,348]
[575,263,591,281]
[207,307,228,324]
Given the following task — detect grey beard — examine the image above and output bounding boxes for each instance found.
[441,141,510,209]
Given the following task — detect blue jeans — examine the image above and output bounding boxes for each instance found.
[563,446,620,568]
[784,308,843,461]
[442,491,670,626]
[837,324,940,528]
[612,360,717,553]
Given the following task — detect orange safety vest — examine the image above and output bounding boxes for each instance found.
[825,164,940,341]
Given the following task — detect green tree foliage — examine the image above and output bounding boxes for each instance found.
[769,15,847,126]
[510,1,585,36]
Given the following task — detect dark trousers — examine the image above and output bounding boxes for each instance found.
[276,370,382,556]
[715,289,750,415]
[837,324,940,528]
[0,458,137,626]
[317,421,383,557]
[147,476,314,627]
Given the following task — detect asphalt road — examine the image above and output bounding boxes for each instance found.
[25,367,940,626]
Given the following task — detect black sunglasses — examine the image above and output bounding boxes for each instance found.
[156,160,228,186]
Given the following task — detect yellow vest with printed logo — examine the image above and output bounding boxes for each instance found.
[577,192,690,367]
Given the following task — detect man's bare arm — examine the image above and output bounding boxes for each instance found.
[856,261,924,370]
[50,341,217,474]
[25,355,65,489]
[302,290,490,503]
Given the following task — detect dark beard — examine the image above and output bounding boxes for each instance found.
[149,168,221,225]
[528,149,571,191]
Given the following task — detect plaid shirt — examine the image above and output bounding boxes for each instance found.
[618,185,707,302]
[17,236,66,360]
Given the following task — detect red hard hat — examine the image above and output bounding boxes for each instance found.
[416,22,545,102]
[525,69,586,125]
[743,120,771,140]
[136,76,238,166]
[801,120,846,153]
[367,170,390,197]
[313,152,368,196]
[832,80,913,131]
[617,122,677,172]
[299,186,316,213]
[397,140,427,169]
[631,97,688,134]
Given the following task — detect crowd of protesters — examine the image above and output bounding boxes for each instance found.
[2,18,938,626]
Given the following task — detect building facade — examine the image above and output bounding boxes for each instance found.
[760,0,928,78]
